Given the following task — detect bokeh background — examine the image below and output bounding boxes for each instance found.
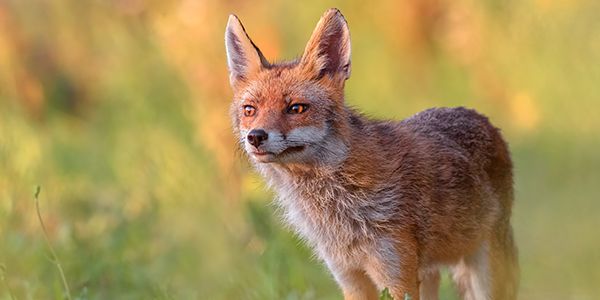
[1,0,599,299]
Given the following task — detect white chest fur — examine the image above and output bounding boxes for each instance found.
[258,164,398,265]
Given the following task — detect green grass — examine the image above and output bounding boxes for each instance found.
[34,186,72,300]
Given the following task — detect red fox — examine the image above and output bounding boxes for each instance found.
[225,8,518,300]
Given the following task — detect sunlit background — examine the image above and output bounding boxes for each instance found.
[1,0,599,299]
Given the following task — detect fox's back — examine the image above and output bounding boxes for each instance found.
[397,106,513,215]
[400,107,511,175]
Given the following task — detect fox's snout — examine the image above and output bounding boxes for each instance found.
[247,129,268,148]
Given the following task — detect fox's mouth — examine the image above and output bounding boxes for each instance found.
[279,145,305,156]
[252,146,305,159]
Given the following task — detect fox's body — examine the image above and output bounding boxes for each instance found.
[225,9,518,300]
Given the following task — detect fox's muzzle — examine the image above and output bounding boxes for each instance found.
[247,129,268,148]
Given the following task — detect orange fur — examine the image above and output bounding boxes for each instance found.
[225,8,518,300]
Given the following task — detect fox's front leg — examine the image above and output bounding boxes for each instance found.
[327,263,378,300]
[366,235,420,300]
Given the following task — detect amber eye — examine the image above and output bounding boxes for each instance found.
[287,104,309,114]
[243,105,256,117]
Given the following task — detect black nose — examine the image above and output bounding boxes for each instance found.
[247,129,268,148]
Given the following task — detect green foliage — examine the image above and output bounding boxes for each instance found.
[378,289,412,300]
[379,288,394,300]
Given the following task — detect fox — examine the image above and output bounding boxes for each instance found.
[225,8,518,300]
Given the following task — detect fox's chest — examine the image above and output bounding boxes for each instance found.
[279,179,347,230]
[271,176,384,258]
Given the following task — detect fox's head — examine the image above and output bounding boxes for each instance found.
[225,9,351,165]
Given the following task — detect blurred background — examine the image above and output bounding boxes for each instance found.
[1,0,599,299]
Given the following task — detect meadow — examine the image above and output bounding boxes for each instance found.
[1,0,599,299]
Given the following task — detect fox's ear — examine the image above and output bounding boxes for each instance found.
[225,14,269,86]
[300,8,351,81]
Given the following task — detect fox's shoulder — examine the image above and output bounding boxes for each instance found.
[400,107,493,131]
[351,106,506,161]
[398,107,508,163]
[403,106,500,139]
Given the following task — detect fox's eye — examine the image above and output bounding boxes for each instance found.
[243,105,256,117]
[287,104,309,114]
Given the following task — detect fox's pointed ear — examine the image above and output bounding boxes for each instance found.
[300,9,351,81]
[225,14,269,87]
